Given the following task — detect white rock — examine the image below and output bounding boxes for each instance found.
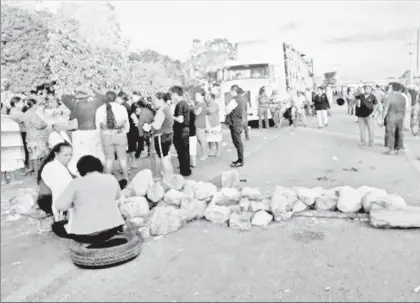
[315,188,338,211]
[337,186,362,213]
[163,189,185,207]
[270,186,297,216]
[215,188,241,206]
[362,189,388,213]
[239,198,251,212]
[250,200,270,212]
[295,187,319,206]
[11,192,36,215]
[162,174,185,191]
[180,197,207,223]
[138,227,151,239]
[357,185,376,197]
[221,169,240,188]
[274,211,293,222]
[241,187,262,201]
[251,210,273,227]
[129,169,154,196]
[195,182,218,202]
[184,180,198,192]
[119,196,150,218]
[292,200,308,213]
[146,182,165,203]
[122,187,136,198]
[147,206,183,236]
[229,212,252,231]
[204,205,231,224]
[229,205,241,214]
[371,194,407,210]
[128,217,145,228]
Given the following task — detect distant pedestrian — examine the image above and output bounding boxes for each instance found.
[205,93,222,157]
[194,89,208,160]
[170,86,191,176]
[346,87,356,115]
[313,87,329,128]
[238,87,250,140]
[355,85,378,147]
[382,82,407,154]
[226,85,244,167]
[269,90,282,128]
[258,86,270,129]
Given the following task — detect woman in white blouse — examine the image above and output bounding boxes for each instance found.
[38,142,73,220]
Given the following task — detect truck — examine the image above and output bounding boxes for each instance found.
[219,39,314,122]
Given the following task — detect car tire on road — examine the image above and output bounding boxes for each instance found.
[69,232,142,269]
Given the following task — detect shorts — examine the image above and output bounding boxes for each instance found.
[101,133,127,160]
[153,133,172,158]
[127,128,139,153]
[189,136,197,156]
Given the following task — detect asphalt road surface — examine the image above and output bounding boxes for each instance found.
[2,105,420,302]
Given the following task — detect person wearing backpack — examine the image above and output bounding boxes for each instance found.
[356,85,378,147]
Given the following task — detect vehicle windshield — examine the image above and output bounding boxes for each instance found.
[223,64,269,81]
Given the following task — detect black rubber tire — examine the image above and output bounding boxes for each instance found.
[69,232,142,269]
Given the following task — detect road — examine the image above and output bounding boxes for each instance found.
[1,105,420,302]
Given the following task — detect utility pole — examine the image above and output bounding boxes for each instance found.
[407,42,415,85]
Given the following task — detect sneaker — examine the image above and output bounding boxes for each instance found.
[230,161,244,168]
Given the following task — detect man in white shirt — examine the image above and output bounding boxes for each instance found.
[95,91,130,183]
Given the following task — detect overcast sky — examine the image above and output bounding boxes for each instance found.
[33,0,420,81]
[113,0,419,81]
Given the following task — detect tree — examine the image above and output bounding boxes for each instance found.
[44,2,132,95]
[184,38,236,84]
[1,5,51,93]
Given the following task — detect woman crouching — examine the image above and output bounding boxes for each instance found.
[52,155,125,244]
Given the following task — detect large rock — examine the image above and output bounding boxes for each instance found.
[251,210,273,227]
[370,206,420,228]
[163,189,185,207]
[337,186,362,213]
[147,206,183,236]
[122,187,136,198]
[128,217,145,228]
[180,197,206,223]
[146,182,165,203]
[214,188,241,206]
[162,174,185,191]
[315,188,339,211]
[229,212,252,231]
[292,200,308,213]
[362,189,388,213]
[241,187,262,201]
[195,182,218,202]
[183,180,198,198]
[295,187,320,206]
[129,169,154,196]
[119,196,150,218]
[250,200,270,213]
[221,169,240,188]
[184,180,198,191]
[270,186,297,216]
[10,188,37,215]
[370,194,407,210]
[239,198,251,212]
[204,205,231,224]
[357,185,377,198]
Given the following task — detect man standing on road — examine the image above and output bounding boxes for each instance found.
[170,86,191,177]
[313,87,329,128]
[356,85,378,147]
[258,86,270,129]
[226,85,245,167]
